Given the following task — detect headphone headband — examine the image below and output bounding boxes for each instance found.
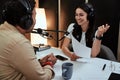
[1,0,33,30]
[18,0,32,14]
[85,3,94,14]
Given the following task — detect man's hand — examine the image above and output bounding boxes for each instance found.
[47,53,57,65]
[38,53,57,67]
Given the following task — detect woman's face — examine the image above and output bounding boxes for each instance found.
[75,8,89,26]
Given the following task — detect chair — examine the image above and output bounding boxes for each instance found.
[97,45,117,61]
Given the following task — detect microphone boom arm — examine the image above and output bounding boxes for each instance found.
[32,28,69,41]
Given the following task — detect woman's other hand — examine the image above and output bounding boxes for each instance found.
[97,24,110,37]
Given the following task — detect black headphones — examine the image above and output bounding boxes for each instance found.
[85,3,95,20]
[19,0,33,30]
[2,0,33,30]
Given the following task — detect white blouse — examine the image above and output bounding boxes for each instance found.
[66,23,86,46]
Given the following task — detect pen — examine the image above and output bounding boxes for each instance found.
[102,64,106,71]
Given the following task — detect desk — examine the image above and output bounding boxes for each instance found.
[36,47,120,80]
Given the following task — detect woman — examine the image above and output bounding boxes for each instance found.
[62,3,110,61]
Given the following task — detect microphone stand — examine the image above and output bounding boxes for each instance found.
[43,29,69,41]
[43,29,67,33]
[31,28,69,48]
[32,29,69,51]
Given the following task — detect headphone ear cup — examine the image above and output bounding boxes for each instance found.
[19,15,33,30]
[85,3,95,20]
[18,0,33,30]
[1,8,7,21]
[88,12,94,19]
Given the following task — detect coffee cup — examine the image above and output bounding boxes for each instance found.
[62,62,73,80]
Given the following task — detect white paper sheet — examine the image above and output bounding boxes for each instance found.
[72,35,91,58]
[76,58,91,63]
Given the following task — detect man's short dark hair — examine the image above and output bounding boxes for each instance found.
[1,0,36,30]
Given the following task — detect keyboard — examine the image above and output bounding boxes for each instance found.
[39,45,51,51]
[33,45,51,54]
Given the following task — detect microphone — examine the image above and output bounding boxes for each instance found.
[32,28,53,39]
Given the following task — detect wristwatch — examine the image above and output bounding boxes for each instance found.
[95,36,103,40]
[43,61,53,67]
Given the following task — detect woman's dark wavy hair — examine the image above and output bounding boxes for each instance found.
[1,0,36,26]
[72,3,95,47]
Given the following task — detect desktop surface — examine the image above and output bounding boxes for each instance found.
[36,47,120,80]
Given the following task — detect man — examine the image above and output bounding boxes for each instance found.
[0,0,57,80]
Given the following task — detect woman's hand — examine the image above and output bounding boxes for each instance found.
[96,24,110,37]
[70,53,80,61]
